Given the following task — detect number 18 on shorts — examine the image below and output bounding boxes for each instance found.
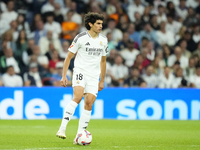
[72,71,99,97]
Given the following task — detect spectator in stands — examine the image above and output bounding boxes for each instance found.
[38,30,62,55]
[179,39,191,59]
[196,0,200,14]
[163,44,172,66]
[15,30,28,70]
[140,23,158,45]
[49,49,60,74]
[127,0,145,22]
[193,54,200,66]
[0,1,7,12]
[141,6,151,24]
[192,25,200,44]
[22,39,35,65]
[172,67,187,88]
[157,5,167,24]
[0,48,20,74]
[105,0,115,15]
[183,7,200,28]
[150,14,159,30]
[31,46,49,70]
[110,55,128,87]
[0,30,16,52]
[189,65,200,88]
[102,18,123,42]
[134,12,143,31]
[132,54,144,73]
[137,48,151,70]
[158,66,174,88]
[127,23,141,46]
[168,46,188,69]
[41,0,55,14]
[116,32,130,51]
[140,37,149,50]
[54,2,64,24]
[30,14,43,32]
[29,20,47,45]
[44,12,62,39]
[142,65,157,88]
[66,1,82,26]
[156,49,166,70]
[107,49,117,66]
[117,15,129,33]
[184,57,195,77]
[193,41,200,58]
[166,1,176,18]
[1,66,23,87]
[156,21,175,46]
[1,0,18,24]
[120,39,140,68]
[107,32,117,54]
[16,14,31,38]
[51,61,72,86]
[176,0,188,20]
[146,41,155,61]
[151,55,163,76]
[59,41,69,60]
[175,26,187,42]
[186,0,198,9]
[124,67,145,87]
[171,60,181,74]
[9,20,19,42]
[176,31,197,52]
[23,63,43,87]
[61,10,79,41]
[0,12,10,37]
[165,13,182,36]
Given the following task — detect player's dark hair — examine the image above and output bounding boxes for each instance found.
[84,12,104,30]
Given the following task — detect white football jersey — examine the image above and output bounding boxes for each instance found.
[68,31,108,78]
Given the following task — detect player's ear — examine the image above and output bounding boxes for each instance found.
[88,22,93,28]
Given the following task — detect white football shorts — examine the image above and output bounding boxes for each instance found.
[72,69,99,97]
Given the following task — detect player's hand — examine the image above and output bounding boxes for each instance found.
[98,81,104,91]
[60,76,68,87]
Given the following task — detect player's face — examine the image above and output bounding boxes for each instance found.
[91,20,103,33]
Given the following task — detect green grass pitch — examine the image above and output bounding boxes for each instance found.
[0,120,199,150]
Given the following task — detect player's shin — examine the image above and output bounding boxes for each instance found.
[77,109,92,134]
[59,100,78,131]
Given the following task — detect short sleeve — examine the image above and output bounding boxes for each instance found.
[102,40,108,56]
[68,35,80,54]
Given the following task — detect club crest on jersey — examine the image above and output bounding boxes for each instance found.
[100,41,103,46]
[77,80,80,84]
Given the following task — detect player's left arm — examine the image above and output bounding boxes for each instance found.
[99,56,106,91]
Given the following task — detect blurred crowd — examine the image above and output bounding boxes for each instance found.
[0,0,200,88]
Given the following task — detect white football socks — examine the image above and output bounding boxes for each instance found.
[77,109,92,134]
[59,101,78,131]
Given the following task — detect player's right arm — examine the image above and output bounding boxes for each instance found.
[61,52,74,87]
[61,33,81,87]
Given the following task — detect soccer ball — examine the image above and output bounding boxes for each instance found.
[76,130,92,145]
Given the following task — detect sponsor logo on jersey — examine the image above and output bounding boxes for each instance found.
[85,42,90,46]
[86,48,103,56]
[100,41,103,46]
[69,42,75,49]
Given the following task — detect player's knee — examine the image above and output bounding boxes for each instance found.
[73,97,82,104]
[85,101,94,110]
